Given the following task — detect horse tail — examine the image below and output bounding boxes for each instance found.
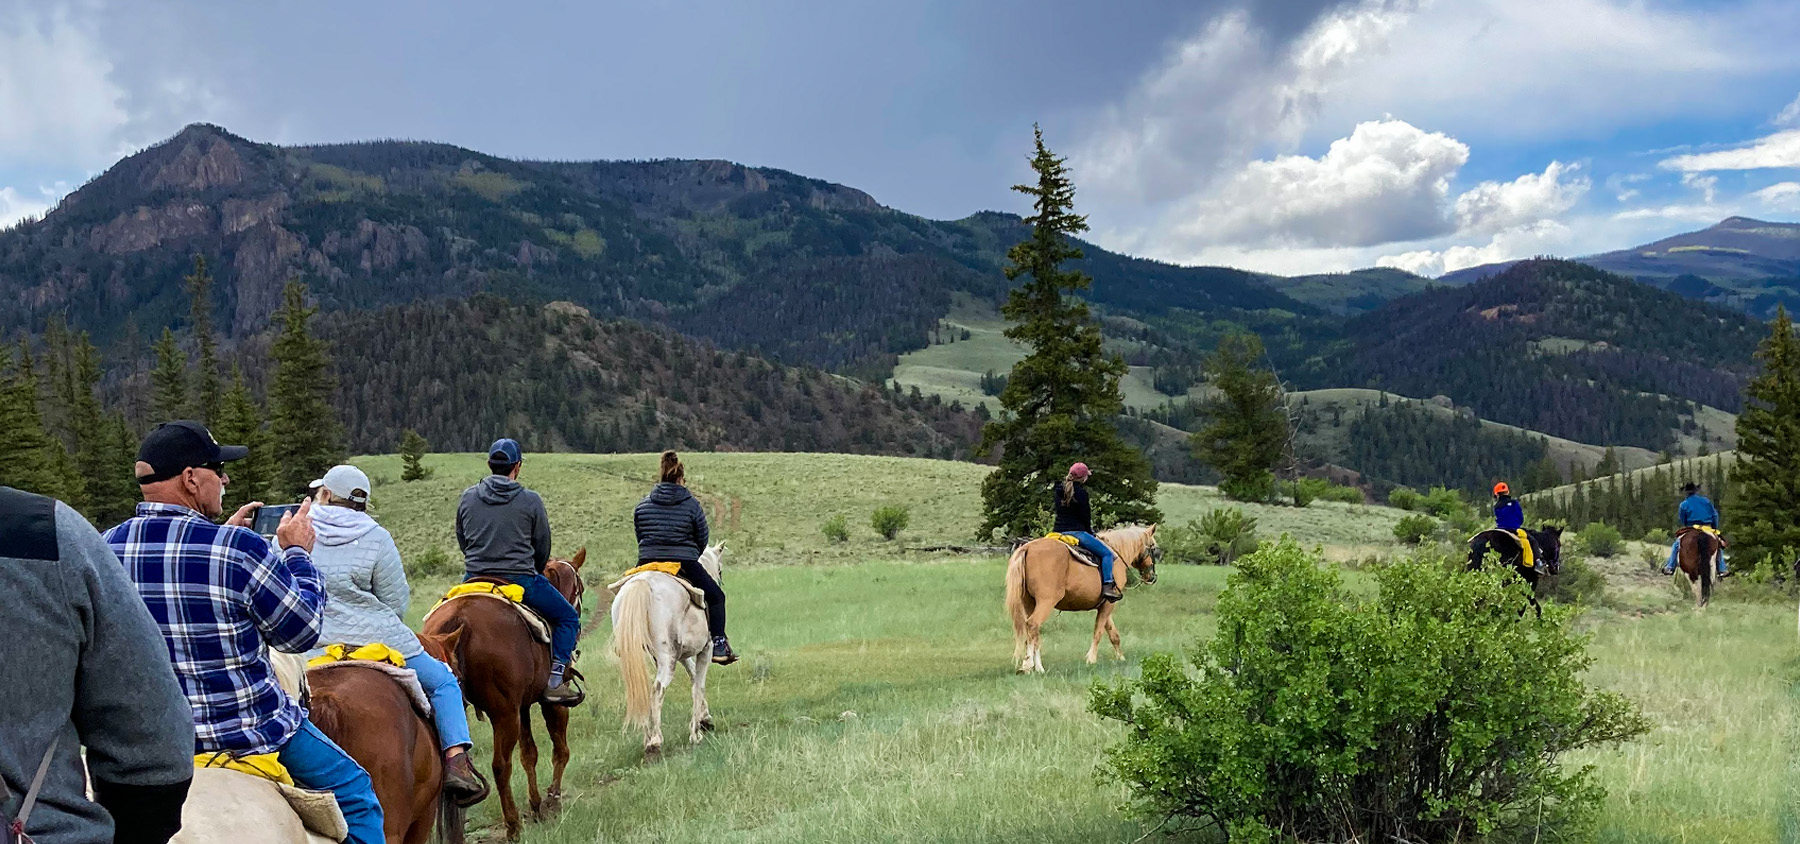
[610,577,655,731]
[1005,544,1029,663]
[436,795,466,844]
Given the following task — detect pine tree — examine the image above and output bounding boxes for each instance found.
[1192,333,1288,502]
[400,429,432,481]
[67,333,135,524]
[151,327,190,422]
[186,255,223,425]
[977,127,1159,539]
[1731,306,1800,570]
[214,363,274,513]
[268,282,343,498]
[0,340,69,498]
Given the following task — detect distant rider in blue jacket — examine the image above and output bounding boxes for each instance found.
[1492,482,1532,568]
[1664,482,1728,577]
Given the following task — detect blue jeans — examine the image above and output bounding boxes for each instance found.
[278,719,385,844]
[1062,531,1117,584]
[483,573,581,665]
[1665,537,1728,575]
[409,651,473,751]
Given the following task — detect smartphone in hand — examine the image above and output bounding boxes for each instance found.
[251,503,302,538]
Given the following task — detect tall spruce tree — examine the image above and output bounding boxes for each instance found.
[977,127,1159,539]
[400,429,431,481]
[1731,310,1800,570]
[214,363,274,513]
[268,281,343,498]
[1192,333,1289,502]
[186,255,222,425]
[0,340,69,498]
[151,327,190,422]
[67,333,136,524]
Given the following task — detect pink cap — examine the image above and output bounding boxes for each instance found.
[1069,462,1090,481]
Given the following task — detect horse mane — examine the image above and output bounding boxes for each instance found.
[1098,525,1153,562]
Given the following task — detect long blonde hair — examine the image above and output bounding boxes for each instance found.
[1058,475,1078,506]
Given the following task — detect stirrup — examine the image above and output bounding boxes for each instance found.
[541,667,586,706]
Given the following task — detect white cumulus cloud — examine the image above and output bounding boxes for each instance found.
[1660,129,1800,172]
[1453,161,1588,236]
[1755,180,1800,209]
[0,185,54,229]
[1173,119,1468,248]
[1777,92,1800,127]
[0,9,130,169]
[1377,219,1574,277]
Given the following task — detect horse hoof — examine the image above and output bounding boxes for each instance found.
[699,718,715,732]
[644,745,662,760]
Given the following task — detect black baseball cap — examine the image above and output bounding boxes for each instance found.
[136,420,249,485]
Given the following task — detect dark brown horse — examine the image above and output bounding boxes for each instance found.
[1674,527,1718,609]
[306,631,465,844]
[1467,526,1564,617]
[422,550,586,841]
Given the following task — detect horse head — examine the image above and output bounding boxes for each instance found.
[1534,525,1564,573]
[1108,524,1158,585]
[417,626,466,681]
[545,548,587,608]
[700,543,726,583]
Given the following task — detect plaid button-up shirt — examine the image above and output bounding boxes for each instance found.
[105,502,326,755]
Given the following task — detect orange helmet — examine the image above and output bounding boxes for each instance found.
[1492,482,1511,496]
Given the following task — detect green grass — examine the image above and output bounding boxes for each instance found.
[343,451,1791,843]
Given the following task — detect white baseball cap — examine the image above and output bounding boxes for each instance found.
[310,464,372,504]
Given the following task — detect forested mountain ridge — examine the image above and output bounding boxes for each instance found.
[1305,259,1762,453]
[0,123,1317,377]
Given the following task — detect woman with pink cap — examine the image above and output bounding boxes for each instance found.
[1053,462,1121,602]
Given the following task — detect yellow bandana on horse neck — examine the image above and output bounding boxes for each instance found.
[620,561,685,579]
[195,752,294,786]
[1044,532,1081,546]
[307,642,407,669]
[1513,529,1535,569]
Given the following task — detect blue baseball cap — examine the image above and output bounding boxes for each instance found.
[488,438,523,465]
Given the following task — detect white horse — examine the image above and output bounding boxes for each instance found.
[607,544,724,757]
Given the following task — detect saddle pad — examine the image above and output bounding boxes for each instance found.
[423,592,551,644]
[195,752,294,786]
[307,642,406,669]
[1039,535,1100,568]
[305,660,433,717]
[1679,525,1727,545]
[606,570,707,609]
[620,561,684,579]
[277,781,350,843]
[443,581,526,603]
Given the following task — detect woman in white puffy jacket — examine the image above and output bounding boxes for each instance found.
[303,464,488,806]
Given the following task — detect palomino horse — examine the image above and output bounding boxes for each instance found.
[1466,526,1564,617]
[305,631,468,844]
[421,550,586,841]
[607,544,724,757]
[1673,527,1719,609]
[1004,526,1160,674]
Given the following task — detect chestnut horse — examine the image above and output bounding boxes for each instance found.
[1674,527,1719,609]
[304,631,467,844]
[1004,525,1160,674]
[421,551,586,841]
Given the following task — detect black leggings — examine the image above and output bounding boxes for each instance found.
[676,559,726,637]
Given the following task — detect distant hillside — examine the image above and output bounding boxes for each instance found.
[0,123,1316,377]
[1440,217,1800,317]
[1308,259,1762,453]
[1263,267,1438,314]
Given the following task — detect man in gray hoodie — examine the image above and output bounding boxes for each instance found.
[455,439,581,705]
[1,485,193,844]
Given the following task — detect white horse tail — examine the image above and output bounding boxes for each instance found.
[1004,544,1029,664]
[610,576,655,731]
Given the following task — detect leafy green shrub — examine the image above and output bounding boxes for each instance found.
[1577,522,1624,558]
[1091,540,1649,843]
[1442,508,1484,542]
[1278,479,1316,507]
[1423,485,1467,518]
[405,546,457,579]
[1299,477,1365,504]
[1642,527,1670,547]
[1219,470,1276,504]
[1538,555,1606,605]
[871,505,910,541]
[1387,486,1422,511]
[821,514,850,544]
[1394,514,1437,545]
[1196,507,1260,565]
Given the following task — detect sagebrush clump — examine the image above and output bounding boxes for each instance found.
[871,505,910,541]
[1092,539,1648,843]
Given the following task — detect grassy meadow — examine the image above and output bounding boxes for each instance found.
[347,451,1794,843]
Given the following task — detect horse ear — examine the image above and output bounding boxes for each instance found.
[1147,524,1158,537]
[441,626,465,652]
[570,547,587,570]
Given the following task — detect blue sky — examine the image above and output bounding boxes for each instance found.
[3,0,1799,277]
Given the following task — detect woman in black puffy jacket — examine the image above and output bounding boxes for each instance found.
[634,451,736,664]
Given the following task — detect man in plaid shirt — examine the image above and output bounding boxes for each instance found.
[105,421,384,844]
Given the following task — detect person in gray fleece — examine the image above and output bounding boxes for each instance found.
[455,439,582,705]
[0,485,193,844]
[303,465,488,806]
